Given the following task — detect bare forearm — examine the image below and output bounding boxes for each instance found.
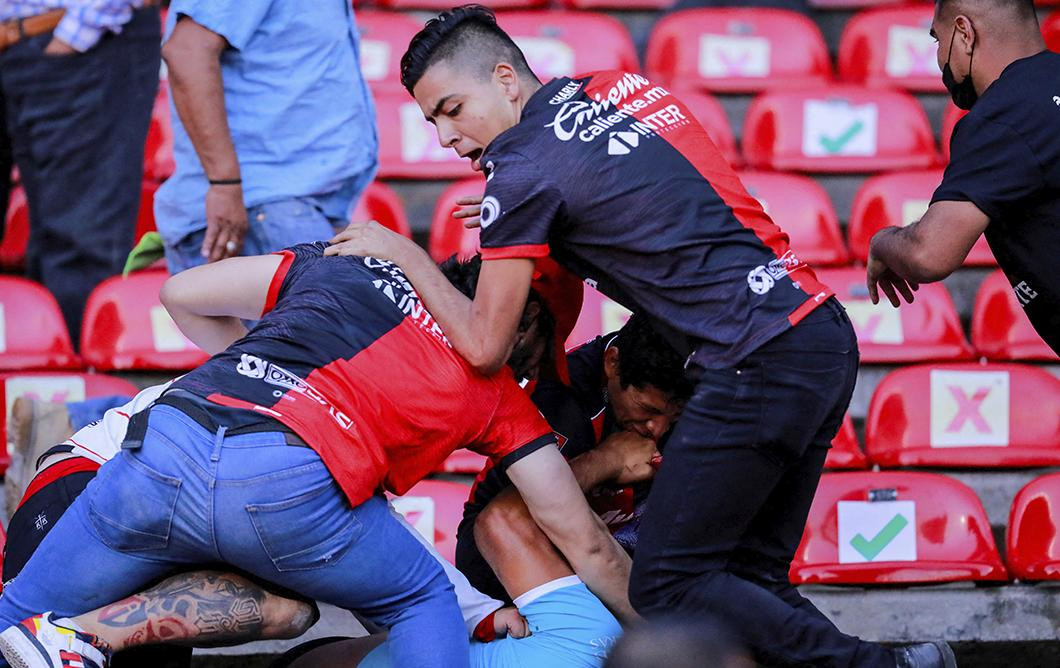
[564,526,639,625]
[569,449,619,492]
[395,246,512,373]
[73,571,316,650]
[168,309,247,355]
[164,39,240,181]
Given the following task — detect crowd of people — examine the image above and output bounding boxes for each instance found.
[0,0,1057,666]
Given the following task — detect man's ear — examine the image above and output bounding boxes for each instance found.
[494,62,521,101]
[603,345,621,382]
[955,14,976,55]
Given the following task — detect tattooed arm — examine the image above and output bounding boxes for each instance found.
[70,570,317,650]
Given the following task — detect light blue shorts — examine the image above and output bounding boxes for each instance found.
[359,577,623,668]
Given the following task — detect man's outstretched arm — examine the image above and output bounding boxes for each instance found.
[72,570,317,651]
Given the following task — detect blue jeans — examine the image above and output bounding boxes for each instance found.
[164,195,355,275]
[0,405,469,668]
[67,395,132,431]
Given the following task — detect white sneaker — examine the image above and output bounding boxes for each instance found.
[0,612,111,668]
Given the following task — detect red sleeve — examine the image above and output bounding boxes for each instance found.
[261,250,296,317]
[472,376,556,469]
[259,242,327,317]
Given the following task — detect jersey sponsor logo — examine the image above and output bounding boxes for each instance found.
[607,131,640,155]
[479,196,500,228]
[1014,281,1039,307]
[929,370,1010,448]
[546,73,670,143]
[549,80,583,105]
[235,354,354,430]
[365,258,451,346]
[746,251,802,295]
[1052,96,1059,106]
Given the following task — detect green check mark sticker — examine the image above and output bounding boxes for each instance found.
[818,120,865,154]
[850,513,909,561]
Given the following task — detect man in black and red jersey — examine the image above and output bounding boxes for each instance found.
[325,6,955,667]
[0,244,634,668]
[457,313,692,603]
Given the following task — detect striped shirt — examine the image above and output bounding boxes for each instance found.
[1,0,148,52]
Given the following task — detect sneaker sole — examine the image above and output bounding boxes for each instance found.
[0,622,56,668]
[935,641,958,668]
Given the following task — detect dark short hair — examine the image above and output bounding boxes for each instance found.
[438,254,555,376]
[400,5,536,95]
[613,313,694,404]
[935,0,1036,22]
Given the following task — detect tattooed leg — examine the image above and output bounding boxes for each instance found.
[69,570,318,651]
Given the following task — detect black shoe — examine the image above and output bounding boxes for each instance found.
[894,641,957,668]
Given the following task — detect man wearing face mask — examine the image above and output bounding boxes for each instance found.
[867,0,1059,354]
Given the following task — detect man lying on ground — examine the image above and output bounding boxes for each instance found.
[0,246,634,668]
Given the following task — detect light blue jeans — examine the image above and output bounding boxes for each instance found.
[163,196,351,275]
[0,404,469,668]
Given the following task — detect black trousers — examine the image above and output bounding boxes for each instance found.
[0,8,160,344]
[629,299,895,668]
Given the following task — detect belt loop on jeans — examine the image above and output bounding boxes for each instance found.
[210,426,227,463]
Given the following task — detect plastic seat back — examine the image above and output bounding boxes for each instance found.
[1042,10,1060,53]
[646,9,830,93]
[940,103,967,163]
[848,170,994,265]
[1007,473,1060,581]
[0,276,79,371]
[972,270,1058,362]
[791,471,1007,584]
[80,270,209,371]
[566,284,631,350]
[826,414,868,470]
[866,363,1060,468]
[375,91,477,180]
[817,268,973,362]
[674,88,741,168]
[744,86,937,173]
[740,171,848,266]
[838,5,943,92]
[429,179,484,263]
[357,11,423,93]
[375,0,546,11]
[352,182,412,238]
[498,11,638,81]
[0,186,29,270]
[144,84,175,181]
[390,479,472,564]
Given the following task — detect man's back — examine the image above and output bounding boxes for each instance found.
[479,71,831,367]
[176,243,552,506]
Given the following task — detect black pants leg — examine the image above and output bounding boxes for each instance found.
[630,300,894,668]
[0,8,160,344]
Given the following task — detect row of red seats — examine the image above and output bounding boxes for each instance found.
[376,470,1060,583]
[792,470,1060,585]
[356,7,1060,94]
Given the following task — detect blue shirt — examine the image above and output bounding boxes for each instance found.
[154,0,378,242]
[1,0,147,52]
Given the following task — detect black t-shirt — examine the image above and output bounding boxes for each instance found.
[932,50,1060,353]
[477,71,833,368]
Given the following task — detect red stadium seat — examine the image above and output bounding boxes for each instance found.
[645,9,831,93]
[80,270,209,371]
[739,171,848,266]
[429,178,484,263]
[566,284,631,350]
[0,372,140,458]
[352,182,412,238]
[560,0,670,11]
[826,414,868,470]
[497,12,639,81]
[375,0,545,12]
[437,450,490,475]
[744,86,938,173]
[865,363,1060,468]
[838,5,944,92]
[375,90,477,180]
[1044,11,1060,52]
[0,186,29,270]
[817,267,973,363]
[673,88,741,168]
[791,471,1007,584]
[0,276,79,371]
[1007,473,1060,581]
[847,170,994,266]
[809,0,909,8]
[136,180,159,244]
[357,11,423,93]
[144,84,175,182]
[389,479,471,564]
[940,103,967,163]
[972,270,1059,362]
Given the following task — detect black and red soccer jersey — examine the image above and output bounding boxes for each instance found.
[478,71,833,368]
[173,242,555,507]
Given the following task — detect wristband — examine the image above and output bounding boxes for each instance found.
[208,178,242,186]
[473,611,499,643]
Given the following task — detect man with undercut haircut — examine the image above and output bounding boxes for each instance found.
[326,5,956,666]
[868,0,1059,354]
